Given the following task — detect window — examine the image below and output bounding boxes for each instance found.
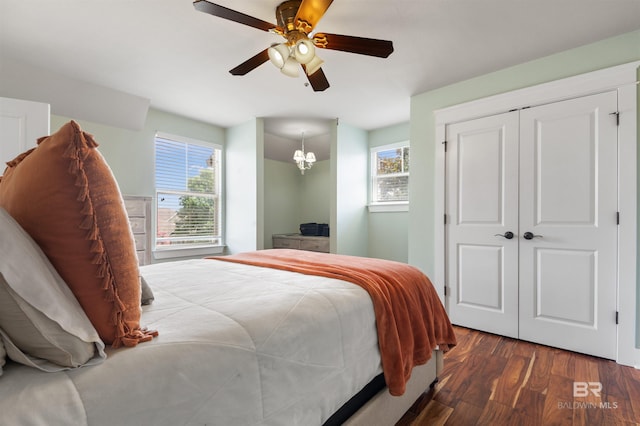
[154,133,222,252]
[370,142,409,210]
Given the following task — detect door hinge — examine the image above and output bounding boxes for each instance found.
[444,213,447,225]
[610,112,620,126]
[616,311,619,325]
[617,211,620,225]
[442,140,447,152]
[444,286,447,296]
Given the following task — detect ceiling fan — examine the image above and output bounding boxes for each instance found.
[193,0,394,92]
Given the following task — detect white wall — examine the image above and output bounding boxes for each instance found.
[4,56,149,131]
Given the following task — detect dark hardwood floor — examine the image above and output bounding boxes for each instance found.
[396,326,640,425]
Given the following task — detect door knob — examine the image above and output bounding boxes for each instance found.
[523,232,543,240]
[494,231,514,239]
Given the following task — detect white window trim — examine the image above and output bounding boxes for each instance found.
[153,244,224,260]
[153,131,224,259]
[368,202,409,213]
[369,141,410,211]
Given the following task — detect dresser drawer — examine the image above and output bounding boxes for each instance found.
[299,238,330,253]
[124,198,146,217]
[272,237,300,249]
[133,233,147,251]
[123,196,152,266]
[129,217,146,234]
[136,250,147,266]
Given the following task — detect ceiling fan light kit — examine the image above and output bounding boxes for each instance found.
[193,0,394,91]
[294,38,316,64]
[281,57,301,78]
[267,43,291,68]
[304,55,324,76]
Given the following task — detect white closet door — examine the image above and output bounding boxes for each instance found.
[518,91,618,359]
[0,97,50,165]
[446,111,520,338]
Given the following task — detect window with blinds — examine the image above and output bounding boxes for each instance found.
[371,143,410,204]
[154,133,222,250]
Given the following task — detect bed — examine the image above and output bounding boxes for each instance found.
[1,252,454,425]
[0,120,456,425]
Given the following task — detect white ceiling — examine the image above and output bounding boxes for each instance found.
[1,0,639,161]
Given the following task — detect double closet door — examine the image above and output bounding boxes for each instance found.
[445,91,618,359]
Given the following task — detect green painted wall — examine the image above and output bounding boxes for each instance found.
[263,158,330,248]
[332,122,368,256]
[51,108,225,197]
[409,30,640,348]
[226,118,264,253]
[367,122,410,262]
[409,29,640,277]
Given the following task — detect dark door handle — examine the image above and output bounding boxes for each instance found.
[523,231,543,240]
[494,231,514,239]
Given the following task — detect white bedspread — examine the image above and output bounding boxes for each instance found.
[0,258,383,425]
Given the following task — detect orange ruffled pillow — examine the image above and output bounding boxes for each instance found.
[0,121,157,348]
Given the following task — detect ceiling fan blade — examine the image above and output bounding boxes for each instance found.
[313,33,394,58]
[294,0,334,33]
[229,49,270,76]
[303,65,330,92]
[194,0,277,32]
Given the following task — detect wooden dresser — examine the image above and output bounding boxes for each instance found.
[272,234,330,253]
[123,196,152,265]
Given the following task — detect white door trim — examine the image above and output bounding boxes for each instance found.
[434,61,639,367]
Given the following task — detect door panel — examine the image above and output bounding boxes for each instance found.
[445,91,618,359]
[535,248,596,325]
[446,112,519,338]
[519,91,618,359]
[0,97,49,164]
[532,108,596,225]
[457,128,505,225]
[458,244,504,311]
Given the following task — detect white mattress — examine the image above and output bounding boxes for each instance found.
[0,258,384,425]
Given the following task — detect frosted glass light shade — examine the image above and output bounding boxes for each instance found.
[268,43,290,69]
[294,38,316,64]
[280,57,300,77]
[293,150,305,161]
[305,152,316,163]
[305,55,324,75]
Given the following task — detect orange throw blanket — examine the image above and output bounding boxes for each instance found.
[208,249,457,396]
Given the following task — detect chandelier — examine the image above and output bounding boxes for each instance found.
[293,132,316,174]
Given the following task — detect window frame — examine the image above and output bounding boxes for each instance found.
[369,141,410,212]
[153,131,224,259]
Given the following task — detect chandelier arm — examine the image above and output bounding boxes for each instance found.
[293,131,314,174]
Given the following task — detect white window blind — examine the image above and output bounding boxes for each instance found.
[371,143,410,203]
[154,133,222,249]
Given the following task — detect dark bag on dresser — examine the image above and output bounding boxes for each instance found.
[299,223,329,237]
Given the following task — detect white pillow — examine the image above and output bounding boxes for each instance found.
[0,208,106,372]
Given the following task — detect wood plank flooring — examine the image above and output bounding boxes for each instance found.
[396,326,640,425]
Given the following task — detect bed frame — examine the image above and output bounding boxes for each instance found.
[326,350,442,425]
